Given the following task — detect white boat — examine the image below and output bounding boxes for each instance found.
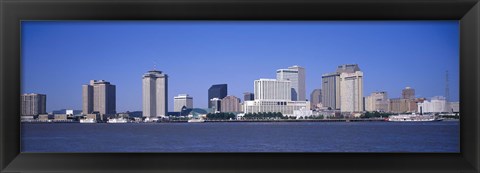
[80,118,96,123]
[388,113,441,122]
[188,118,205,123]
[107,117,128,123]
[144,117,159,123]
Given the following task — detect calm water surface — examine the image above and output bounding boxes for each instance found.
[21,121,459,152]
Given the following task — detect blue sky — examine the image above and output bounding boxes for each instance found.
[21,21,459,112]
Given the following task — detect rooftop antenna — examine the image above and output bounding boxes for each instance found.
[445,70,450,102]
[153,61,157,71]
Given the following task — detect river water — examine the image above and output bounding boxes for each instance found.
[21,121,459,152]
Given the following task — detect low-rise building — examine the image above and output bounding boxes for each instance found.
[54,114,68,121]
[38,114,49,121]
[243,100,310,116]
[449,102,460,113]
[417,96,449,113]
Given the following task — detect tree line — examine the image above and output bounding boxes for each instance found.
[206,112,236,120]
[243,112,284,119]
[361,111,392,118]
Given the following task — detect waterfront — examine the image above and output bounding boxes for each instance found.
[22,121,459,153]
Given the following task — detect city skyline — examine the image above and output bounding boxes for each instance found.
[22,21,460,112]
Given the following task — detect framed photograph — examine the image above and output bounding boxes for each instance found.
[1,0,479,172]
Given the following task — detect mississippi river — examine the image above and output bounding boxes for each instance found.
[21,121,459,152]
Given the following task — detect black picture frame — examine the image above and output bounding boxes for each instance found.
[1,0,479,172]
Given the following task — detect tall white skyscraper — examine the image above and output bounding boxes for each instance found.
[142,70,168,118]
[339,70,364,112]
[174,94,193,112]
[276,65,306,101]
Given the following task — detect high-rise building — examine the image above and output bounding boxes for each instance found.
[365,91,389,112]
[322,72,340,110]
[339,70,364,112]
[221,95,241,113]
[208,84,227,108]
[21,93,46,116]
[174,94,193,112]
[276,65,306,101]
[243,92,254,102]
[254,79,291,101]
[82,80,116,115]
[142,70,168,118]
[244,78,309,116]
[310,89,322,110]
[402,87,415,99]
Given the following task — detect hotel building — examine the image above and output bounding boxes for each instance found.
[339,70,364,112]
[322,72,341,110]
[82,80,116,115]
[244,78,309,116]
[142,70,168,118]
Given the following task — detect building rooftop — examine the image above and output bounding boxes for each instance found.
[336,64,361,73]
[143,70,167,78]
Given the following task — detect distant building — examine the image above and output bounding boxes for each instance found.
[449,102,460,113]
[221,95,241,113]
[54,114,67,121]
[210,98,222,113]
[254,79,291,100]
[310,89,322,110]
[336,64,361,74]
[322,72,340,110]
[208,84,227,108]
[276,65,306,101]
[52,109,82,115]
[243,92,254,102]
[365,91,389,112]
[293,107,313,118]
[142,70,168,118]
[417,96,449,113]
[21,93,46,116]
[402,87,415,99]
[243,100,310,116]
[82,80,116,115]
[389,98,417,113]
[339,65,363,113]
[244,78,309,116]
[38,114,49,121]
[174,94,193,112]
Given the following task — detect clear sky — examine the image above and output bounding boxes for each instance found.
[21,21,460,113]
